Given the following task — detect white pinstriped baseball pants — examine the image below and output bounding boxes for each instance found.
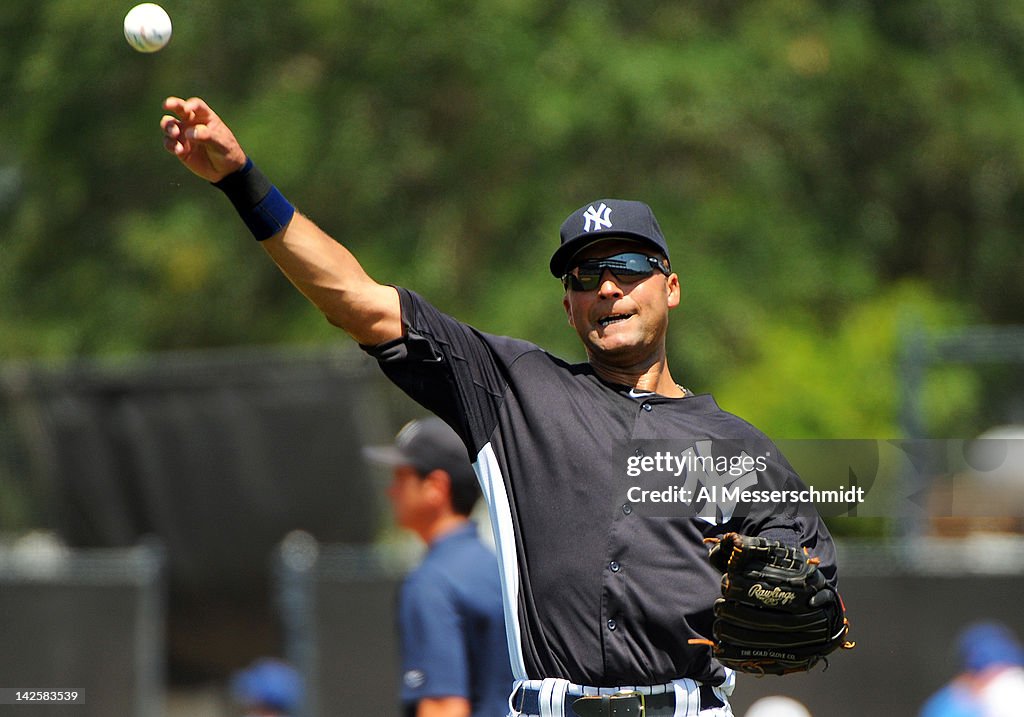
[506,672,736,717]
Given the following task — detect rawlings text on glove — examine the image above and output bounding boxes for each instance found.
[693,532,855,676]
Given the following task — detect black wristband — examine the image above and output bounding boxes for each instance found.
[212,158,295,241]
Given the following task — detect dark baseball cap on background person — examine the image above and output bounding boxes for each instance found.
[363,417,476,486]
[550,198,671,277]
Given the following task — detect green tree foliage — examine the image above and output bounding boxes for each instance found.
[3,0,1024,435]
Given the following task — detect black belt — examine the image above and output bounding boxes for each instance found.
[513,684,724,716]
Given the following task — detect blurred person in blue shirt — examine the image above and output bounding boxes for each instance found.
[366,417,513,717]
[920,621,1024,717]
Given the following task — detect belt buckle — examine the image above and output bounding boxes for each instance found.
[610,690,644,716]
[570,690,646,717]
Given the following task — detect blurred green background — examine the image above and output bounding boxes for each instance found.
[6,0,1024,435]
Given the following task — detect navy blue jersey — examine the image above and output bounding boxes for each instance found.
[368,288,839,688]
[398,521,513,716]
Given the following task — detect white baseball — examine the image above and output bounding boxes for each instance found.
[124,3,172,53]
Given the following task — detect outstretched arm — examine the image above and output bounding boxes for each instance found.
[160,96,401,346]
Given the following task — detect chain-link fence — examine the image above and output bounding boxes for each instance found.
[0,346,423,681]
[0,539,165,717]
[274,531,418,717]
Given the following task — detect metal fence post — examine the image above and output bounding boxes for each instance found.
[275,530,320,717]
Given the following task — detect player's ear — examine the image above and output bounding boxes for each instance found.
[422,469,453,507]
[666,272,680,309]
[563,293,576,327]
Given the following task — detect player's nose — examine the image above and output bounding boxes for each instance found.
[596,270,624,299]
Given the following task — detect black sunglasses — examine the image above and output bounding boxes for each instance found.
[561,252,671,292]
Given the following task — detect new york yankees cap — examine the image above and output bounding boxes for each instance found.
[550,198,670,277]
[363,416,475,486]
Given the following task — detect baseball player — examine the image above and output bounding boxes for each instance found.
[161,96,852,717]
[364,417,514,717]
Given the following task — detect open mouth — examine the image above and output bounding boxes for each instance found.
[598,314,633,328]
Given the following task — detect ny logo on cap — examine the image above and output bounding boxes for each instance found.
[582,203,613,232]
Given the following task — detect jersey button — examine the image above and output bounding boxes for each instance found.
[609,561,620,573]
[622,503,632,515]
[607,619,617,631]
[642,403,653,412]
[634,447,644,457]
